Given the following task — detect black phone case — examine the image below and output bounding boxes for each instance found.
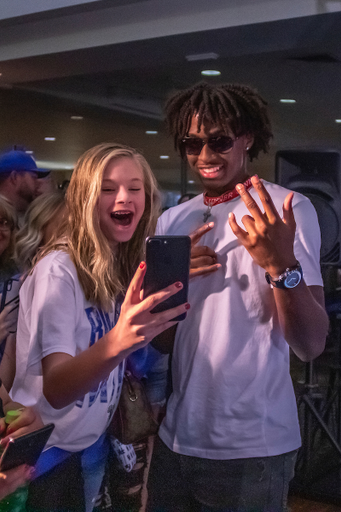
[0,423,55,472]
[144,236,191,321]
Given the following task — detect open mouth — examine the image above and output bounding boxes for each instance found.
[110,211,133,226]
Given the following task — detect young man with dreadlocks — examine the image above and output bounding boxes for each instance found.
[147,82,328,511]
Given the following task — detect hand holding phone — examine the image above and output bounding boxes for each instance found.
[143,236,191,321]
[0,423,55,472]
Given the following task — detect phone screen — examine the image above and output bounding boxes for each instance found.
[0,275,21,334]
[144,236,191,321]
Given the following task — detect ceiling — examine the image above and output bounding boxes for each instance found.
[0,0,341,199]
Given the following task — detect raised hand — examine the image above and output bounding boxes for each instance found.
[113,262,190,354]
[228,175,297,277]
[189,222,221,278]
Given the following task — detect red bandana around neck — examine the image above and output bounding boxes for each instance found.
[203,177,253,207]
[202,177,253,222]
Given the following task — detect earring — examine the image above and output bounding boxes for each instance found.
[246,147,249,151]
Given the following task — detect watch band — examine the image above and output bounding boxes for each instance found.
[265,262,303,289]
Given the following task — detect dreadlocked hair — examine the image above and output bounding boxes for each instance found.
[165,82,273,161]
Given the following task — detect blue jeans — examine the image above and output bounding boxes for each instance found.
[147,437,297,512]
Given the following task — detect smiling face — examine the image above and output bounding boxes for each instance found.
[186,116,254,197]
[97,156,146,248]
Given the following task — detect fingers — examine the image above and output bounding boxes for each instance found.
[228,212,248,241]
[141,281,184,314]
[152,302,191,327]
[282,192,295,228]
[3,407,43,441]
[190,264,221,278]
[189,222,214,246]
[237,175,280,223]
[125,262,147,305]
[191,245,217,268]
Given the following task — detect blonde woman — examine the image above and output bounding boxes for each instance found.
[1,192,66,390]
[11,143,189,512]
[15,191,67,274]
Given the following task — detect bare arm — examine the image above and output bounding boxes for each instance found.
[271,283,328,361]
[42,263,189,409]
[229,175,328,362]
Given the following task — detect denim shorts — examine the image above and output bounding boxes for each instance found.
[147,437,297,512]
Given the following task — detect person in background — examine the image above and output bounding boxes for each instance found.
[0,192,68,392]
[177,193,197,205]
[0,149,50,225]
[0,196,19,390]
[15,191,67,275]
[36,174,57,196]
[10,142,189,512]
[147,82,329,512]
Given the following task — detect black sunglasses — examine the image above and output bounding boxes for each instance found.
[180,135,239,156]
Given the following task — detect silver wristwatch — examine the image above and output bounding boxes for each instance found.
[265,262,302,289]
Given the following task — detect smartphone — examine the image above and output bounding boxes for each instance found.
[0,423,55,472]
[0,275,21,334]
[144,235,191,321]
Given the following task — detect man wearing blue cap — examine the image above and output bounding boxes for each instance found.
[0,149,50,221]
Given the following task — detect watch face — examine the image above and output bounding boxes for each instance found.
[284,270,302,288]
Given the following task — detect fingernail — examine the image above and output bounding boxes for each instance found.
[253,174,260,182]
[139,262,145,269]
[175,282,183,289]
[236,184,243,191]
[208,222,214,227]
[185,303,191,310]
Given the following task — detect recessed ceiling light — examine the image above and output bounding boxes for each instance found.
[186,52,219,62]
[188,180,195,184]
[335,119,341,123]
[160,155,169,159]
[280,99,296,103]
[70,116,83,120]
[201,70,221,76]
[146,130,158,134]
[44,137,56,141]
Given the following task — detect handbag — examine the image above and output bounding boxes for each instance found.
[108,370,159,445]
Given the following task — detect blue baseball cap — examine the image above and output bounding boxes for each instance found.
[0,149,50,178]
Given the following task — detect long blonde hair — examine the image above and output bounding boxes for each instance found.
[15,191,66,272]
[42,143,160,311]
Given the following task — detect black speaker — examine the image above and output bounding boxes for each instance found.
[275,150,341,266]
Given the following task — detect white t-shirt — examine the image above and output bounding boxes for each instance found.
[157,181,323,460]
[11,251,124,452]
